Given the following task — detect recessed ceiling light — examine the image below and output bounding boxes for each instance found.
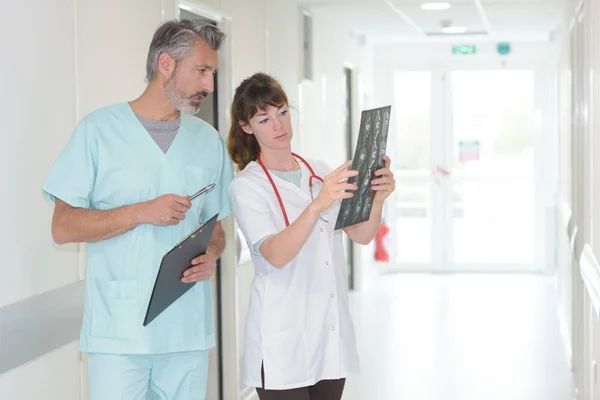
[421,2,451,10]
[442,26,466,33]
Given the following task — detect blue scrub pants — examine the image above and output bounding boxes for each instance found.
[87,350,209,400]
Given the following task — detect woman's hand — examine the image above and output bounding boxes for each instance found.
[311,160,358,213]
[372,155,395,204]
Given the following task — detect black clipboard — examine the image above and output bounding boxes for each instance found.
[143,213,219,327]
[335,105,391,230]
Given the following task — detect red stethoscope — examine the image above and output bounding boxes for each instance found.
[257,152,324,227]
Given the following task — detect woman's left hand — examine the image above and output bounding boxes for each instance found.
[372,155,396,204]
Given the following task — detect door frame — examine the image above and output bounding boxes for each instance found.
[343,65,356,290]
[382,58,558,274]
[177,3,247,400]
[176,6,228,400]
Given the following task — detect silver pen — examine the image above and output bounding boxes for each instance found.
[189,183,215,200]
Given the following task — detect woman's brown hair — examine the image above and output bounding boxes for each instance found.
[227,73,289,171]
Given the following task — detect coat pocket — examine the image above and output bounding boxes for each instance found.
[89,279,138,339]
[262,328,310,388]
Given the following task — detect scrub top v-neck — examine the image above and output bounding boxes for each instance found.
[135,113,180,154]
[42,102,234,355]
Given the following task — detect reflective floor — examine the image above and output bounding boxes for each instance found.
[344,273,574,400]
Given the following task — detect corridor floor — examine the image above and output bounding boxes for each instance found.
[343,273,574,400]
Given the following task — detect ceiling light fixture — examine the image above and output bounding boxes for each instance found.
[442,26,466,33]
[421,2,451,10]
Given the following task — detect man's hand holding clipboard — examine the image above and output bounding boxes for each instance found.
[181,247,217,283]
[144,212,220,327]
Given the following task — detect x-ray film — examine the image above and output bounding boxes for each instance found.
[335,105,391,230]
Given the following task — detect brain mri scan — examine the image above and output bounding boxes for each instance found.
[335,105,392,230]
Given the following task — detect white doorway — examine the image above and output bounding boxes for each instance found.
[177,3,254,400]
[343,66,356,290]
[176,5,237,400]
[179,10,223,400]
[389,66,553,273]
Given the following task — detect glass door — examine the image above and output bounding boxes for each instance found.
[393,71,439,267]
[392,67,542,272]
[445,70,537,269]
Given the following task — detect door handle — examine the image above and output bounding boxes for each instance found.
[435,166,451,176]
[431,166,451,185]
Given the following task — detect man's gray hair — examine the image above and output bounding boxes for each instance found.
[145,19,226,83]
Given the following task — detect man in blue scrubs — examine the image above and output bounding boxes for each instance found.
[42,20,233,400]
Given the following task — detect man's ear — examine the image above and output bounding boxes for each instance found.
[157,53,176,79]
[239,121,253,135]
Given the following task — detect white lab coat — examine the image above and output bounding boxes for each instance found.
[229,159,360,390]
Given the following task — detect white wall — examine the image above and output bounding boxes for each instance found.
[298,7,378,291]
[566,0,600,397]
[591,0,600,260]
[300,10,374,165]
[219,0,266,84]
[0,343,83,400]
[0,0,82,398]
[1,0,80,308]
[77,0,168,117]
[556,0,576,374]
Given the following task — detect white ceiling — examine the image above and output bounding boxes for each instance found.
[298,0,566,43]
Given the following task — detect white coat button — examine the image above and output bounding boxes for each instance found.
[325,261,329,265]
[330,293,335,298]
[306,200,310,203]
[331,326,336,331]
[320,228,324,232]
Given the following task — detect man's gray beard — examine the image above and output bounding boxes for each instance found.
[165,77,200,115]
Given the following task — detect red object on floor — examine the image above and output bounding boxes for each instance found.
[375,220,390,262]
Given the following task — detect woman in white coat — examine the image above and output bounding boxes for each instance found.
[227,73,395,400]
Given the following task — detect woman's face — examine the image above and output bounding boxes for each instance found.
[241,104,293,151]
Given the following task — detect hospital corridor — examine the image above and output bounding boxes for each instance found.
[1,0,599,399]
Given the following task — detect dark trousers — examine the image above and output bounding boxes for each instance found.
[256,364,346,400]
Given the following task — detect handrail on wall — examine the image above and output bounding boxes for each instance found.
[561,202,582,261]
[580,244,600,318]
[562,202,580,259]
[562,202,573,234]
[0,281,84,375]
[571,226,579,256]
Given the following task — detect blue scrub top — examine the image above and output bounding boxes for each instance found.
[42,103,234,355]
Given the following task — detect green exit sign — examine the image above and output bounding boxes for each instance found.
[497,42,511,55]
[452,45,477,55]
